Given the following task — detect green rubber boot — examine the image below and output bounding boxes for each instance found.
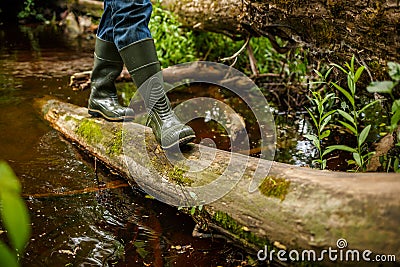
[119,38,195,149]
[88,38,134,121]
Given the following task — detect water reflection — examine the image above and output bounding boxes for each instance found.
[0,24,253,266]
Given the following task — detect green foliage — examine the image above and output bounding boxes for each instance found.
[304,67,336,169]
[149,3,198,68]
[0,161,31,267]
[367,61,400,172]
[367,61,400,132]
[324,56,378,171]
[17,0,45,22]
[304,86,336,169]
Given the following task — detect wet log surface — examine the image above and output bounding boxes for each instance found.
[36,97,400,264]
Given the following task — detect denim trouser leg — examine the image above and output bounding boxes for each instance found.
[96,0,153,50]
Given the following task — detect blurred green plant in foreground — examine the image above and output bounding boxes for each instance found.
[0,161,30,267]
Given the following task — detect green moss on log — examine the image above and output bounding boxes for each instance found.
[75,118,103,144]
[107,129,123,156]
[213,211,271,249]
[259,176,290,201]
[168,165,193,186]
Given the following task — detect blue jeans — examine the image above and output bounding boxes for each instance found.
[96,0,153,50]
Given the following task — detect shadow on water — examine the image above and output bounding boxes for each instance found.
[0,24,268,266]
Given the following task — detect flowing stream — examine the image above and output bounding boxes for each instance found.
[0,24,313,266]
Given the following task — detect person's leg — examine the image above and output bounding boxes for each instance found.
[111,0,195,148]
[88,0,134,121]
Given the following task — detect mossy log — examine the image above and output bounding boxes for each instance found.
[36,98,400,264]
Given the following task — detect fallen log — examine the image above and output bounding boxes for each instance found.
[162,0,400,68]
[36,97,400,265]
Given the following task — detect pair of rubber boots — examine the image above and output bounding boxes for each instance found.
[88,38,195,149]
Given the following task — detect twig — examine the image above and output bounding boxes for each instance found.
[220,36,250,66]
[246,41,259,77]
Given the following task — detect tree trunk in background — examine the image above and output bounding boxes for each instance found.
[162,0,400,75]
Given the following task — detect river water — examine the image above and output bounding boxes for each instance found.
[0,24,263,266]
[0,21,319,266]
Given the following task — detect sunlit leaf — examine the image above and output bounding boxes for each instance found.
[0,162,21,193]
[358,125,371,147]
[326,145,357,153]
[305,107,318,129]
[392,100,400,113]
[0,241,18,267]
[320,130,331,139]
[354,66,365,83]
[320,115,332,132]
[337,110,355,125]
[338,120,357,135]
[321,110,337,121]
[304,134,320,150]
[388,61,400,82]
[353,153,362,167]
[324,67,334,80]
[394,158,399,172]
[1,191,30,252]
[390,108,400,131]
[366,81,395,94]
[331,82,355,107]
[331,63,348,74]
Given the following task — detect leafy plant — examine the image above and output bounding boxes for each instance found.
[304,71,336,169]
[324,56,378,171]
[17,0,45,22]
[367,61,400,132]
[149,3,198,68]
[367,61,400,172]
[0,161,30,267]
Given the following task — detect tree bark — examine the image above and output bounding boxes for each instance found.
[162,0,400,70]
[36,97,400,264]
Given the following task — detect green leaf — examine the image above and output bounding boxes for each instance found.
[354,66,365,83]
[331,63,348,74]
[358,100,379,115]
[321,110,337,121]
[353,153,362,167]
[388,61,400,82]
[358,125,371,147]
[305,107,318,128]
[366,81,395,94]
[331,82,355,107]
[0,162,21,193]
[313,69,323,78]
[320,115,332,132]
[338,120,358,135]
[305,134,320,150]
[326,145,357,153]
[390,108,400,131]
[394,158,399,172]
[320,130,331,139]
[190,206,196,216]
[337,109,355,125]
[324,67,334,80]
[321,93,336,105]
[0,241,18,267]
[392,100,400,113]
[0,191,30,252]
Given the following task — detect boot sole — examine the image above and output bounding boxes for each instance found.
[88,109,135,122]
[161,135,196,150]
